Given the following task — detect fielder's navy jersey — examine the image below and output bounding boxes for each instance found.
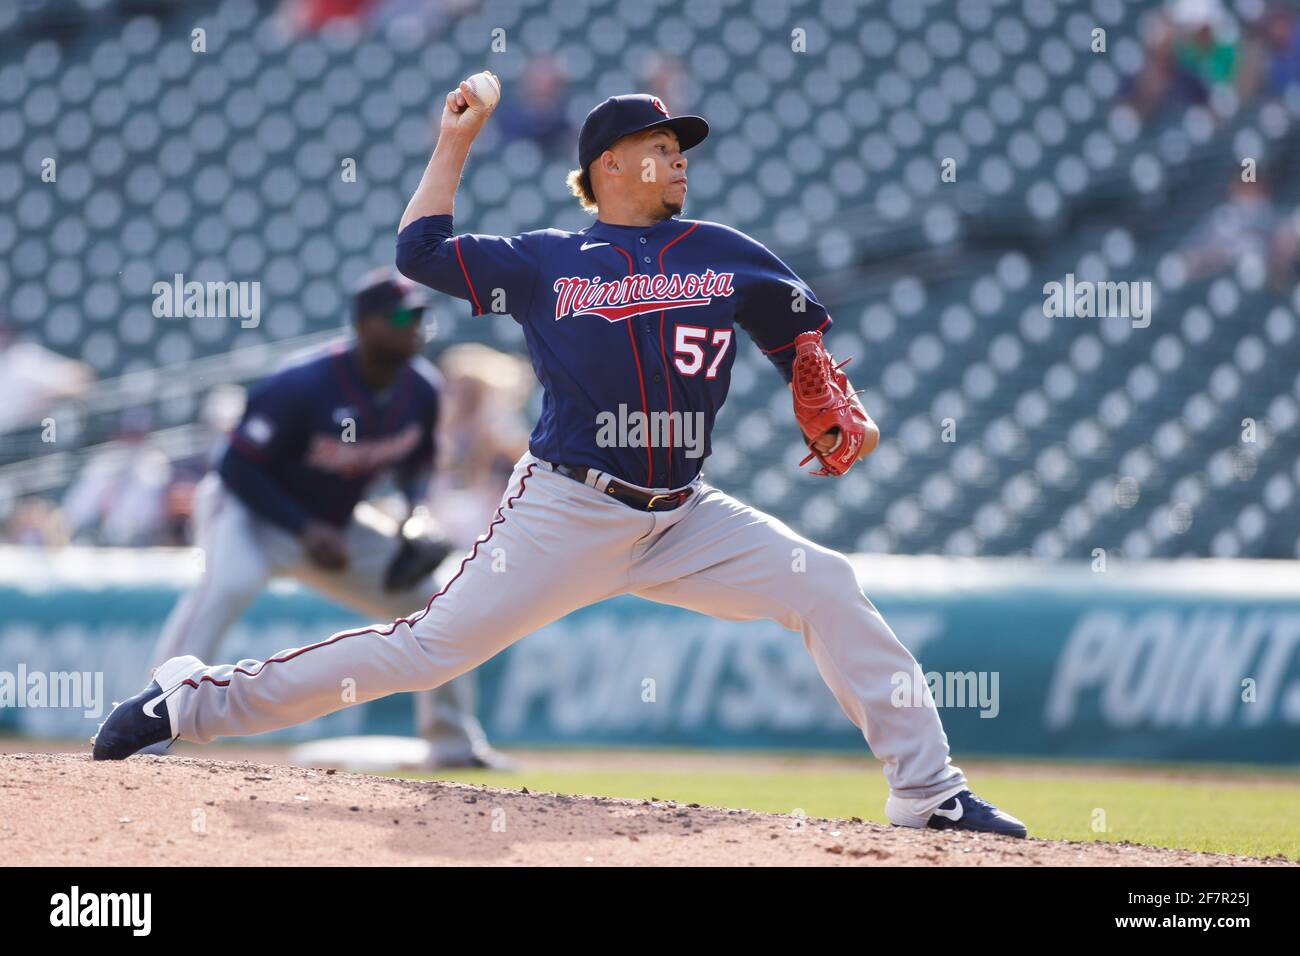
[396,214,830,488]
[218,345,439,532]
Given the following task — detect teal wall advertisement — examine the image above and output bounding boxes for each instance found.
[1,549,1298,763]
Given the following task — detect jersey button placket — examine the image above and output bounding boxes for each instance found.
[632,240,664,481]
[623,244,657,485]
[646,237,671,483]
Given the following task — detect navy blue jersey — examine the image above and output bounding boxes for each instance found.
[396,214,830,488]
[218,345,439,533]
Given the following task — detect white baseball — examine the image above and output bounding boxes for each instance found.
[463,71,501,111]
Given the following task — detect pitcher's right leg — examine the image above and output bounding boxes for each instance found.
[152,458,643,745]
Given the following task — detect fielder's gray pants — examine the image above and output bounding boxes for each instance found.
[162,454,965,800]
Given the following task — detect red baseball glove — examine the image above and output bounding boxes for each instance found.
[791,330,874,477]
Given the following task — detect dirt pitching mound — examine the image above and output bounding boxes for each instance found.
[0,753,1288,866]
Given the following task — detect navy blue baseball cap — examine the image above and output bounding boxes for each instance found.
[352,266,429,324]
[578,94,709,172]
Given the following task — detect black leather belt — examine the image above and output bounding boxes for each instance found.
[551,462,694,512]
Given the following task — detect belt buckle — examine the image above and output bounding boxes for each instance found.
[646,489,686,511]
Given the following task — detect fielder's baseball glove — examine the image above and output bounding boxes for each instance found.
[791,330,872,477]
[383,511,455,593]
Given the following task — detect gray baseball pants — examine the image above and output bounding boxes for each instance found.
[159,453,965,800]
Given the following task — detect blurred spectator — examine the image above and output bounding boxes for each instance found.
[2,496,68,548]
[61,408,173,547]
[427,344,532,543]
[1270,205,1300,286]
[277,0,474,36]
[1129,0,1242,118]
[1177,173,1285,280]
[277,0,381,35]
[1241,3,1300,97]
[0,317,93,433]
[494,55,572,154]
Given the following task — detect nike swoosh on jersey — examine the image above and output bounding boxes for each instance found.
[579,241,609,250]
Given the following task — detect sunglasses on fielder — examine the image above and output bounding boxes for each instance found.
[387,306,426,328]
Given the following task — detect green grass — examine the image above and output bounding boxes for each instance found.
[395,758,1300,860]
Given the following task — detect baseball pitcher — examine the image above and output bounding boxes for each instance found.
[95,74,1027,837]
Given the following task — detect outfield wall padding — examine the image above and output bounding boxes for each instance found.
[1,548,1298,763]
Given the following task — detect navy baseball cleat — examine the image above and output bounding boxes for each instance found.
[886,788,1028,838]
[925,790,1028,838]
[91,656,200,760]
[91,680,174,759]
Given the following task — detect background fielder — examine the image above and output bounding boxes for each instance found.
[146,267,508,769]
[95,76,1027,838]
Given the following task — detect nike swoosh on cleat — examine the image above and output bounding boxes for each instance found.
[579,241,609,250]
[141,690,170,719]
[931,801,963,822]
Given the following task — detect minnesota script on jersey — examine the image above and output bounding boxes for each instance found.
[396,214,831,488]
